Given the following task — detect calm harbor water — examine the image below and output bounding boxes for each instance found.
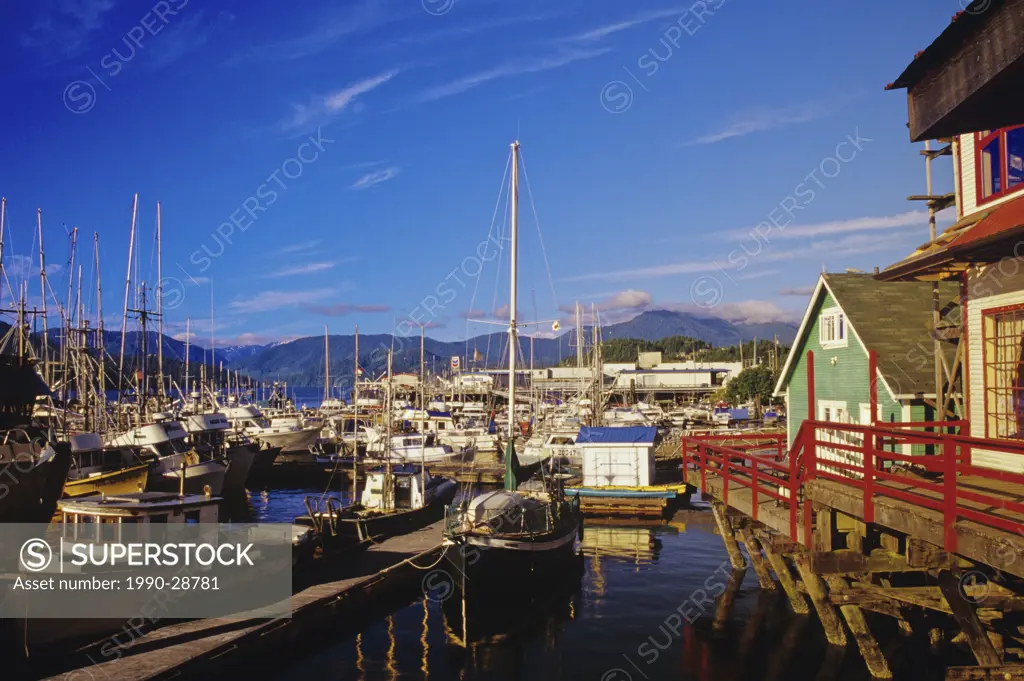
[213,485,957,681]
[209,391,951,680]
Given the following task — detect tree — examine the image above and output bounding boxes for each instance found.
[725,365,778,406]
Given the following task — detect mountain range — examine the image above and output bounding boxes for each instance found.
[5,310,796,387]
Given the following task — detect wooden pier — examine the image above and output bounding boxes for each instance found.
[682,354,1024,678]
[32,521,448,681]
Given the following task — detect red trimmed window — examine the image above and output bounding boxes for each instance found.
[983,305,1024,439]
[976,127,1024,205]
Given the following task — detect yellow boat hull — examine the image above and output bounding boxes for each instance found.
[63,463,150,498]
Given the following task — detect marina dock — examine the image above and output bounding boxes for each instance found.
[34,521,447,681]
[682,353,1024,678]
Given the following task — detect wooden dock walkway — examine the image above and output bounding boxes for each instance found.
[36,521,447,681]
[682,421,1024,680]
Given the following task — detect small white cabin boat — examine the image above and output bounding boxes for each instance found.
[365,430,468,464]
[221,405,320,454]
[182,413,256,496]
[106,422,227,495]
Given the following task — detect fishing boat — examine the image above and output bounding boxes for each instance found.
[442,141,582,595]
[298,463,457,548]
[182,413,257,496]
[365,430,469,464]
[0,355,73,523]
[106,420,228,495]
[221,404,320,457]
[64,433,150,498]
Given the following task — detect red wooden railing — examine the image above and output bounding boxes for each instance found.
[682,349,1024,553]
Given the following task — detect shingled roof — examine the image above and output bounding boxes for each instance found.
[776,273,960,399]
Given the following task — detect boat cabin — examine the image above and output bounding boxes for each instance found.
[57,491,220,540]
[68,433,140,477]
[182,413,232,453]
[360,464,437,511]
[106,422,192,461]
[221,405,273,430]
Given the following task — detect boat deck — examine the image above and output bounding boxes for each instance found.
[37,521,446,681]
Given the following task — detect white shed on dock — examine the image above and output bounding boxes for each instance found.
[579,426,657,488]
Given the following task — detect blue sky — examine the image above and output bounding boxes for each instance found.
[0,0,959,348]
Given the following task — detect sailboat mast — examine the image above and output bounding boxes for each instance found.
[95,233,106,429]
[507,140,520,442]
[420,324,425,495]
[38,210,50,385]
[118,194,138,397]
[185,317,191,396]
[0,198,6,310]
[324,325,330,403]
[156,202,165,398]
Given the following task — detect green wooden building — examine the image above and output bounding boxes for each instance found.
[773,273,960,456]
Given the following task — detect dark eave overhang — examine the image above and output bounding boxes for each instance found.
[886,0,1024,141]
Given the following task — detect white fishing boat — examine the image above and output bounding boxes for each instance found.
[221,404,320,454]
[396,408,499,453]
[106,421,227,495]
[182,413,257,496]
[365,430,468,464]
[521,428,581,467]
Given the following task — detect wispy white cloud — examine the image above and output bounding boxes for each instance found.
[303,302,391,316]
[417,48,609,102]
[656,299,800,325]
[566,7,690,42]
[683,102,833,146]
[228,289,336,314]
[727,210,948,241]
[563,260,720,283]
[560,289,652,314]
[735,269,781,281]
[280,239,321,254]
[21,0,115,60]
[147,10,236,69]
[280,70,398,133]
[778,285,815,296]
[565,230,919,283]
[267,262,338,278]
[350,166,401,190]
[225,3,410,65]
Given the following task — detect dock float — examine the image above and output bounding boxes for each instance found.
[566,484,692,519]
[38,521,447,681]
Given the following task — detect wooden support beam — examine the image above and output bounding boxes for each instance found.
[738,527,776,591]
[824,576,893,679]
[794,556,847,647]
[756,530,801,555]
[759,536,810,614]
[907,537,957,569]
[945,665,1024,680]
[712,502,746,570]
[879,577,913,637]
[713,567,746,635]
[811,549,919,574]
[937,571,1002,668]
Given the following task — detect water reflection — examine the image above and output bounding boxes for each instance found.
[265,494,930,681]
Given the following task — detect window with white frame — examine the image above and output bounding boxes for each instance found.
[819,307,847,347]
[816,400,862,478]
